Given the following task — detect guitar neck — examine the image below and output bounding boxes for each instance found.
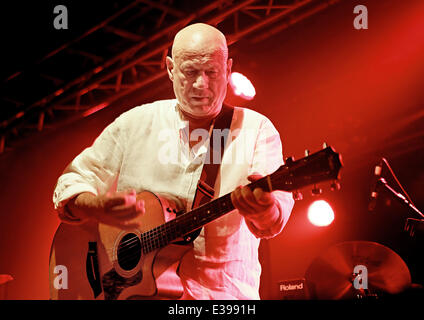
[139,146,342,254]
[140,176,273,254]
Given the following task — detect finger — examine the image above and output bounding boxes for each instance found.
[105,188,137,207]
[231,187,246,210]
[104,196,126,209]
[241,186,273,212]
[232,187,257,214]
[106,191,140,211]
[240,186,260,210]
[252,188,275,207]
[136,199,145,212]
[247,173,263,182]
[124,191,137,206]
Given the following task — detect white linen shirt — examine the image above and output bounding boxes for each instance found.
[53,99,294,300]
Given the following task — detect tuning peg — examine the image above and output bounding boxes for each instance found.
[293,190,303,201]
[304,149,310,157]
[322,142,328,149]
[311,184,323,196]
[330,180,341,191]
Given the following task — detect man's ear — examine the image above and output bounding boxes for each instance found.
[226,58,233,79]
[166,56,174,81]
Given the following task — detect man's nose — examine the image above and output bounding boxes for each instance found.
[193,72,209,89]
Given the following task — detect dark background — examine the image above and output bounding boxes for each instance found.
[0,0,423,299]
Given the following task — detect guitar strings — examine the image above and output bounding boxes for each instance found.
[110,198,240,268]
[102,212,189,258]
[106,209,207,258]
[105,199,227,264]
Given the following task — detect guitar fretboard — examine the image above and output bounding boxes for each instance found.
[140,177,273,254]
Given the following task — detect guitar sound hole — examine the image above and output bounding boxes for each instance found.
[117,233,142,271]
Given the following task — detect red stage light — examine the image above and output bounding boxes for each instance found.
[229,72,256,100]
[307,200,335,227]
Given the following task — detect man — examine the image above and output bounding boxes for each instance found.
[53,23,294,299]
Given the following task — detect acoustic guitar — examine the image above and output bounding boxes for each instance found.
[49,146,342,300]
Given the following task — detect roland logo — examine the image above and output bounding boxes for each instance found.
[280,282,304,291]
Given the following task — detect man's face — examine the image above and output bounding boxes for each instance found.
[167,50,232,119]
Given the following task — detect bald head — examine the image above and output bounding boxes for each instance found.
[172,23,228,63]
[166,23,232,121]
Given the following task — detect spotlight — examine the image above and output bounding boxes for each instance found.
[229,72,256,100]
[307,200,335,227]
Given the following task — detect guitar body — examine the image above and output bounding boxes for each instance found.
[49,191,191,300]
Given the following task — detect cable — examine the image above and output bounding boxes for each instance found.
[381,157,416,207]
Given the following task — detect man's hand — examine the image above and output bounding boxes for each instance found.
[230,174,280,231]
[67,189,145,230]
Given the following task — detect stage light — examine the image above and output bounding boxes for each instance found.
[229,72,256,100]
[307,200,335,227]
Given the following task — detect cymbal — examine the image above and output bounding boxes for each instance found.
[305,241,411,299]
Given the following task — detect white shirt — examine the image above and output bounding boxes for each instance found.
[53,99,294,299]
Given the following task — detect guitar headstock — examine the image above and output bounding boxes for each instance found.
[272,144,343,194]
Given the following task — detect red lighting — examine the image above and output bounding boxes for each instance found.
[82,102,109,117]
[15,111,24,119]
[307,200,335,227]
[229,72,256,100]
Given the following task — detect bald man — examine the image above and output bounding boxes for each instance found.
[53,23,294,299]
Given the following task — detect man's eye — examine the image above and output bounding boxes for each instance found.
[184,70,196,76]
[206,71,218,78]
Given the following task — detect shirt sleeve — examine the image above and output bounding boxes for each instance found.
[52,117,125,224]
[244,117,294,239]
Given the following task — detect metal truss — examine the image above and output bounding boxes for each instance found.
[0,0,340,154]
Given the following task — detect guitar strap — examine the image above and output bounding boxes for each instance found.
[181,103,234,243]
